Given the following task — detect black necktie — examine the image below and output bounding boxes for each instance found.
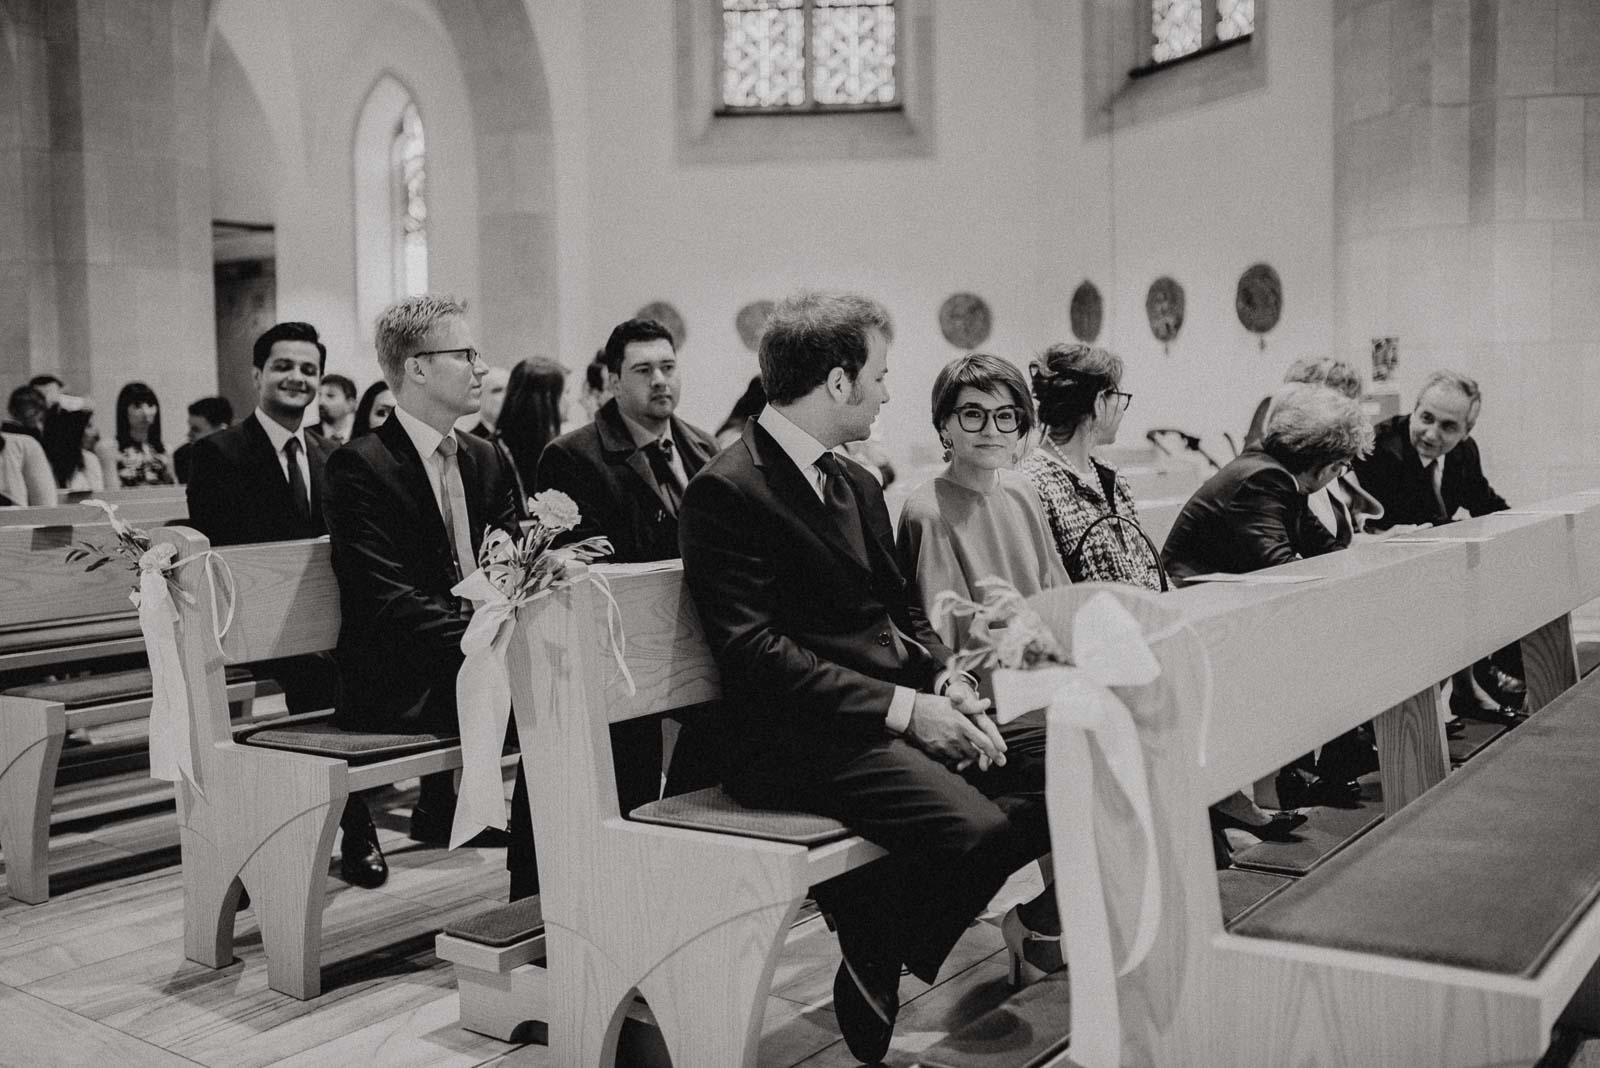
[814,452,868,564]
[645,438,684,516]
[284,437,310,523]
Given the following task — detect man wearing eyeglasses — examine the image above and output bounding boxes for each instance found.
[322,295,535,893]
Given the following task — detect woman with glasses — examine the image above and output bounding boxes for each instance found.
[1019,342,1159,588]
[895,353,1066,989]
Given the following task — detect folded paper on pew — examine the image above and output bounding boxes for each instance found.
[992,593,1163,979]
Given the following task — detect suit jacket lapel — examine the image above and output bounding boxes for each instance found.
[306,432,332,529]
[598,401,676,515]
[745,421,874,578]
[672,418,713,479]
[378,417,452,549]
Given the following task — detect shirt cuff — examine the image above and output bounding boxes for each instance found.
[886,685,915,734]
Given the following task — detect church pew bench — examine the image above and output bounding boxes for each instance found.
[0,495,187,530]
[1034,492,1600,1068]
[434,562,887,1066]
[0,517,272,903]
[157,526,467,1001]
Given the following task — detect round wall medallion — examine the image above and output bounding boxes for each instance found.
[1069,280,1103,343]
[1145,276,1185,350]
[938,292,993,348]
[635,301,686,347]
[735,300,775,352]
[1235,263,1283,349]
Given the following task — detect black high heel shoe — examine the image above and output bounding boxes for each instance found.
[1210,806,1307,842]
[1448,685,1527,729]
[1276,769,1362,809]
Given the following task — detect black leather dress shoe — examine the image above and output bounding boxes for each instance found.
[1449,687,1528,729]
[1276,769,1362,809]
[339,830,388,889]
[1444,716,1466,738]
[409,804,512,848]
[833,958,897,1064]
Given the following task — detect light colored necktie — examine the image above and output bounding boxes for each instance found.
[437,433,476,579]
[1426,459,1447,518]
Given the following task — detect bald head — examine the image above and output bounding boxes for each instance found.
[478,366,510,429]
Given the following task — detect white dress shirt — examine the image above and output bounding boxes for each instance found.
[617,409,689,487]
[756,406,917,734]
[252,409,312,496]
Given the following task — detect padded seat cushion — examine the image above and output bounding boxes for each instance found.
[0,615,141,654]
[1233,672,1600,976]
[629,786,857,846]
[443,898,545,948]
[6,665,254,708]
[237,719,458,764]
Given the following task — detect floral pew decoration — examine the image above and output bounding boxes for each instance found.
[931,580,1174,1064]
[449,489,629,849]
[66,500,234,789]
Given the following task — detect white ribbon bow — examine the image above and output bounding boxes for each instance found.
[449,564,636,850]
[991,592,1163,984]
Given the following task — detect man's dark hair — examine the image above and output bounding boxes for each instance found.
[601,318,675,377]
[320,373,356,401]
[758,291,894,407]
[188,396,234,429]
[27,374,63,391]
[252,321,327,371]
[7,385,46,429]
[585,351,607,392]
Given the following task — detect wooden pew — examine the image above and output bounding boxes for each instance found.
[157,526,470,1000]
[434,561,888,1065]
[5,494,187,529]
[0,518,270,903]
[1031,493,1600,1067]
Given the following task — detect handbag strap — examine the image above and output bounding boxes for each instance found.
[1067,512,1169,593]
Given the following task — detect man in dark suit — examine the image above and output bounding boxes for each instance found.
[536,317,720,813]
[321,295,535,897]
[679,291,1051,1063]
[1353,370,1523,723]
[174,397,233,485]
[186,321,384,889]
[1354,370,1508,529]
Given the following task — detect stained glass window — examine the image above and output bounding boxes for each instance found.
[1216,0,1254,42]
[390,102,428,299]
[721,0,897,112]
[1151,0,1202,63]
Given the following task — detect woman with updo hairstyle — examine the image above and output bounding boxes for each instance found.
[895,352,1067,989]
[1019,343,1161,588]
[498,357,568,498]
[1024,344,1308,853]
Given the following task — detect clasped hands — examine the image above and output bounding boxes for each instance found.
[908,681,1006,773]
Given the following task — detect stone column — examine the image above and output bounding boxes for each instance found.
[5,0,215,415]
[1334,0,1600,500]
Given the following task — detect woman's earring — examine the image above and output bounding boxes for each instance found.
[940,436,952,462]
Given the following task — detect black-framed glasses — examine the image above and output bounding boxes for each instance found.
[952,405,1024,434]
[1106,389,1133,413]
[413,347,486,366]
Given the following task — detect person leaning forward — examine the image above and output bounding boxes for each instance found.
[678,290,1051,1065]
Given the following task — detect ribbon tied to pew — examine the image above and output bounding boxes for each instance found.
[135,543,237,791]
[991,592,1164,979]
[449,561,636,850]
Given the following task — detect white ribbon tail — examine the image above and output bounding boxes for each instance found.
[450,592,517,849]
[139,567,196,789]
[590,571,636,697]
[1093,693,1161,976]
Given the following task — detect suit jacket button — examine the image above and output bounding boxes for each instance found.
[877,631,891,647]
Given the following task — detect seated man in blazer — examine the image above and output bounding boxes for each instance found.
[1353,369,1523,724]
[536,316,720,814]
[321,296,535,897]
[186,321,383,888]
[679,291,1055,1063]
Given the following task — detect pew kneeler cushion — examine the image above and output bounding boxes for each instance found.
[628,785,857,846]
[1233,675,1600,976]
[236,720,458,764]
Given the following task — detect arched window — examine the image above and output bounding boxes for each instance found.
[390,101,428,298]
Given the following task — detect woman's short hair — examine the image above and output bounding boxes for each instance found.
[115,381,163,452]
[930,354,1034,436]
[1029,343,1123,439]
[758,291,894,407]
[1283,357,1363,400]
[1262,385,1376,473]
[374,294,468,388]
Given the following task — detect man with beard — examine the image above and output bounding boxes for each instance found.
[186,321,387,889]
[536,316,719,815]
